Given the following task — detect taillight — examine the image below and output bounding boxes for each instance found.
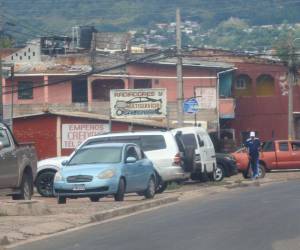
[173,153,181,166]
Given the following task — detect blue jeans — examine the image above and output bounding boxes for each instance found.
[250,157,259,177]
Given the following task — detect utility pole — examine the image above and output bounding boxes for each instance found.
[0,18,3,122]
[176,8,184,127]
[287,40,296,140]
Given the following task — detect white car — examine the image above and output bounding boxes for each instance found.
[172,127,217,181]
[36,131,190,196]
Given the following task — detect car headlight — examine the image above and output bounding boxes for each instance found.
[97,170,116,179]
[54,171,64,182]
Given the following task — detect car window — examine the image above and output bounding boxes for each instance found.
[181,134,197,148]
[279,142,289,152]
[68,147,122,165]
[262,141,275,152]
[0,129,11,148]
[126,146,139,159]
[291,142,300,151]
[141,135,166,151]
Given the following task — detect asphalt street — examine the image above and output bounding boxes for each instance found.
[13,181,300,250]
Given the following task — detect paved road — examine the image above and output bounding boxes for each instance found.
[13,181,300,250]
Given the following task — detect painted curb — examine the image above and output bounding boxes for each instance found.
[90,196,179,222]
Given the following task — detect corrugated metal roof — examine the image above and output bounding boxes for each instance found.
[13,111,169,128]
[142,57,234,69]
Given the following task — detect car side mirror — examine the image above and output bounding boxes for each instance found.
[126,157,137,163]
[61,160,68,166]
[199,140,204,147]
[0,142,3,151]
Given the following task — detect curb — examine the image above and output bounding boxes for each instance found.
[90,196,179,222]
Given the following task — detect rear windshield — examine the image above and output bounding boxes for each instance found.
[181,134,197,148]
[86,135,166,152]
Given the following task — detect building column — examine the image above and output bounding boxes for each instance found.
[56,116,62,156]
[124,78,129,89]
[87,76,93,112]
[44,75,49,105]
[2,78,8,105]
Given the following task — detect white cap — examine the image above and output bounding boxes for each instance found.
[250,131,255,137]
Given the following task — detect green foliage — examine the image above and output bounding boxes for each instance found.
[2,0,300,50]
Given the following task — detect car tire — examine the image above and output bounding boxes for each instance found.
[90,196,100,202]
[114,178,125,201]
[258,164,266,178]
[36,171,56,197]
[155,181,168,194]
[12,172,33,200]
[57,196,66,204]
[144,177,156,199]
[184,146,196,172]
[214,164,225,182]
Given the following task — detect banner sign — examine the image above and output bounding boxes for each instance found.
[62,123,109,149]
[110,88,167,118]
[195,87,217,109]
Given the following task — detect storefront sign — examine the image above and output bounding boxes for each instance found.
[195,87,217,109]
[62,123,109,149]
[110,88,167,118]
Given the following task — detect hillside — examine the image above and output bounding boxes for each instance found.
[1,0,300,49]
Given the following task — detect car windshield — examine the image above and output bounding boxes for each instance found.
[68,147,122,165]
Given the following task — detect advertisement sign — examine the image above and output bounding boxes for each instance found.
[183,98,199,114]
[110,88,167,118]
[195,87,216,109]
[62,123,109,149]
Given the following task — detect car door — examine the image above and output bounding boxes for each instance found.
[134,147,150,191]
[289,141,300,169]
[123,146,140,192]
[201,133,215,173]
[0,128,18,188]
[276,142,292,169]
[260,141,277,169]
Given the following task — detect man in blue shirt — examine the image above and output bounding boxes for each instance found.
[245,131,261,179]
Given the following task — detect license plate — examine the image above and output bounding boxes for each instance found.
[72,184,86,191]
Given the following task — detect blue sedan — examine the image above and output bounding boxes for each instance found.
[54,143,156,204]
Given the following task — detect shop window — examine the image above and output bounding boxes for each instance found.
[92,79,124,101]
[18,82,33,100]
[234,74,252,97]
[72,79,87,103]
[256,74,275,96]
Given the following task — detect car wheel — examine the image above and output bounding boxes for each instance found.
[144,177,156,199]
[57,195,66,204]
[155,181,168,194]
[214,164,224,182]
[36,171,55,197]
[258,164,266,178]
[12,173,33,200]
[90,196,100,202]
[114,178,125,201]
